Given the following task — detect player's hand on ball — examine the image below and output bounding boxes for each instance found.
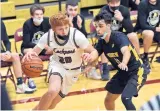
[81,53,92,62]
[118,62,128,71]
[22,51,38,62]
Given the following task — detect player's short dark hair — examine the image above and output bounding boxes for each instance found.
[66,0,79,8]
[107,0,120,3]
[30,4,45,16]
[94,10,112,24]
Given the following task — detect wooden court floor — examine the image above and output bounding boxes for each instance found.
[1,50,160,110]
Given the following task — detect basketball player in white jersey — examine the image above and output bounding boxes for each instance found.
[22,12,95,110]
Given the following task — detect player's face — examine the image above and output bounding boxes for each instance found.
[149,0,157,5]
[54,24,70,36]
[94,20,108,36]
[67,5,78,17]
[32,10,44,19]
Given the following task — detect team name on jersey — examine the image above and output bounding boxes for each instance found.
[107,52,119,58]
[54,48,75,55]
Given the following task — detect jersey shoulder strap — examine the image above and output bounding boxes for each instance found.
[73,29,79,48]
[47,30,50,46]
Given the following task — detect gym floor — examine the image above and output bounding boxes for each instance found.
[1,47,160,110]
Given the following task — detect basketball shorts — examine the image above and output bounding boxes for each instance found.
[48,57,81,98]
[105,65,147,97]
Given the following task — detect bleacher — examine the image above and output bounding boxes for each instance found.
[1,0,106,52]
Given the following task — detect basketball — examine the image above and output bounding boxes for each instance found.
[21,56,43,78]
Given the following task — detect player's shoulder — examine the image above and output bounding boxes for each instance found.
[111,31,128,41]
[111,31,126,37]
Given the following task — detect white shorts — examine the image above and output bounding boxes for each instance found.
[48,59,81,97]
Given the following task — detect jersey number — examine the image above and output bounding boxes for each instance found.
[59,56,72,64]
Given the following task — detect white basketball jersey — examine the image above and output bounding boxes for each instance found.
[48,28,85,69]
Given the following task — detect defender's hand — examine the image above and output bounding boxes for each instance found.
[118,62,128,71]
[81,53,92,62]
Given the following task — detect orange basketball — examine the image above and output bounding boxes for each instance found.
[22,56,43,78]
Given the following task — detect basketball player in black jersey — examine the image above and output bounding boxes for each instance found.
[83,11,148,110]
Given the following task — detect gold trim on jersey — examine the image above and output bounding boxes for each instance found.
[128,44,143,64]
[137,66,144,85]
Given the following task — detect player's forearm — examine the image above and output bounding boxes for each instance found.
[33,45,43,55]
[25,46,42,56]
[90,50,99,62]
[87,50,99,66]
[122,49,131,65]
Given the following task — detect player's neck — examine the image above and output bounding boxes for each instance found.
[104,31,111,43]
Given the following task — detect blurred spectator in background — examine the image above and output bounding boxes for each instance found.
[21,4,52,90]
[94,0,140,80]
[66,0,101,80]
[1,20,34,94]
[134,0,160,69]
[21,4,52,55]
[66,0,87,37]
[121,0,141,11]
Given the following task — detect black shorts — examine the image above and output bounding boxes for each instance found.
[137,30,160,43]
[105,65,147,97]
[153,32,160,43]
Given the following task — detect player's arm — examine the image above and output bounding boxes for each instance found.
[75,30,100,62]
[82,44,99,63]
[115,34,131,71]
[83,40,103,68]
[120,46,131,66]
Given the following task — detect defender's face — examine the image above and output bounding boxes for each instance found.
[94,20,108,37]
[54,24,70,36]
